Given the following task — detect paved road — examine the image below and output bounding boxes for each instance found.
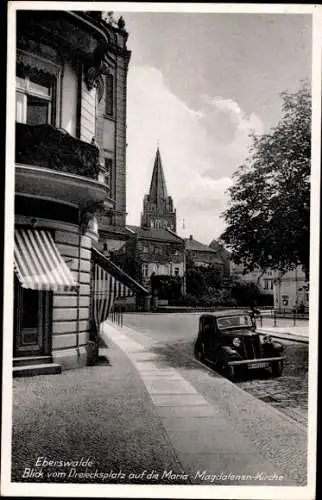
[123,312,308,345]
[123,313,308,426]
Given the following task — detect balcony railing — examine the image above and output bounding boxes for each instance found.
[15,123,100,180]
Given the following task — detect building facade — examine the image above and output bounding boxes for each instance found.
[185,235,226,273]
[230,263,275,297]
[13,10,134,374]
[273,266,309,311]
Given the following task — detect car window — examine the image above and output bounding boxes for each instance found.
[201,317,214,336]
[216,315,252,330]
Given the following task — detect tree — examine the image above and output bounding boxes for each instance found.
[221,83,311,280]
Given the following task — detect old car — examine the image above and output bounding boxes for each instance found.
[194,310,285,380]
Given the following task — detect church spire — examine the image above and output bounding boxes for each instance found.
[148,148,168,204]
[141,147,177,232]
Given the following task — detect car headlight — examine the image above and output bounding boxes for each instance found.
[232,337,241,347]
[263,335,272,343]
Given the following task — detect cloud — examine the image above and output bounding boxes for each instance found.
[126,65,263,242]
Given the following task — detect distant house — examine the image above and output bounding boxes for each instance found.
[185,235,225,274]
[229,261,309,310]
[125,226,185,290]
[273,266,309,311]
[209,240,231,276]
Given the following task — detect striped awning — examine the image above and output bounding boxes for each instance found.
[14,228,78,291]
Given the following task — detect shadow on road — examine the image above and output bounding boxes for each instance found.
[148,343,222,379]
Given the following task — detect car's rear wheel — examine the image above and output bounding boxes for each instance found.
[271,360,284,378]
[194,343,205,362]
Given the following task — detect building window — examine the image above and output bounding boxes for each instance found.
[142,264,149,278]
[16,66,56,125]
[174,267,179,276]
[143,246,149,253]
[264,279,274,290]
[105,73,114,116]
[104,157,113,189]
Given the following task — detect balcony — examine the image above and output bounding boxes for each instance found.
[16,123,101,179]
[15,123,112,212]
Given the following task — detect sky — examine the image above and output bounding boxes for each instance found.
[120,10,312,244]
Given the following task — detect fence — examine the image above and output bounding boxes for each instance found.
[257,309,309,328]
[109,306,124,327]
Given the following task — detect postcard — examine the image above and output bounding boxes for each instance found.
[2,2,320,499]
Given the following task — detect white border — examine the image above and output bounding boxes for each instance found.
[2,2,321,499]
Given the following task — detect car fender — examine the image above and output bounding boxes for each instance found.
[262,341,284,356]
[220,345,242,359]
[271,341,284,351]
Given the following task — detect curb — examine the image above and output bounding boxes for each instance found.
[257,329,309,344]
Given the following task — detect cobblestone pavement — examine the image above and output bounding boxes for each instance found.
[159,339,308,426]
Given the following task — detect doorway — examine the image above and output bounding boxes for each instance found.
[14,277,51,357]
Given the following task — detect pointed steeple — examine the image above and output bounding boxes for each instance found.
[141,147,177,232]
[148,148,168,204]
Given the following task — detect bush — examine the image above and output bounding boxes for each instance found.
[170,294,198,307]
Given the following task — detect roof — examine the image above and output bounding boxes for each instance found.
[148,148,168,203]
[126,225,184,243]
[185,237,217,253]
[92,247,149,295]
[209,239,231,257]
[98,222,132,237]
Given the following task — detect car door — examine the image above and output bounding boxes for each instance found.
[202,316,216,356]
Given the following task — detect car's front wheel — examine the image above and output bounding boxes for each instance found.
[222,361,235,381]
[271,360,284,377]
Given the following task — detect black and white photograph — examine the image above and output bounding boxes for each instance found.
[2,2,321,499]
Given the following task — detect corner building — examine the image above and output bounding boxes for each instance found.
[13,10,138,374]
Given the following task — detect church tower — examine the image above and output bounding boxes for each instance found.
[141,148,177,232]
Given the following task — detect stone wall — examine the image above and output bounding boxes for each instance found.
[52,229,92,369]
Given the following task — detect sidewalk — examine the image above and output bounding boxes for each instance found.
[11,339,183,484]
[256,317,309,339]
[256,324,309,343]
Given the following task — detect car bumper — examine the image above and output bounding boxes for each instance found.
[228,356,285,367]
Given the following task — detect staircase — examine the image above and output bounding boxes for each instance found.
[13,356,61,377]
